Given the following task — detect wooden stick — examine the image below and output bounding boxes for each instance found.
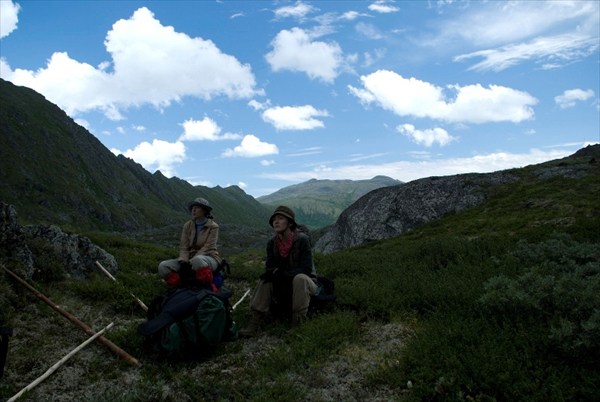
[7,322,115,402]
[94,261,148,312]
[2,267,140,367]
[232,288,251,311]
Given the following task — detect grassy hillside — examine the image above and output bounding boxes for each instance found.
[0,78,271,235]
[1,150,598,401]
[258,176,401,229]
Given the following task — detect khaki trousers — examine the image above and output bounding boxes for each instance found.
[250,273,318,316]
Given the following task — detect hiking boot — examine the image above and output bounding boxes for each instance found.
[239,310,264,338]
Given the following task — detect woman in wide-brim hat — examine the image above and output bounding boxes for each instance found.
[240,205,318,337]
[158,197,221,287]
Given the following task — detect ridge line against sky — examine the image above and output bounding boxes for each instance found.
[1,0,598,197]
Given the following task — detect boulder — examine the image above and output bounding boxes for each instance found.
[314,172,517,254]
[0,201,116,279]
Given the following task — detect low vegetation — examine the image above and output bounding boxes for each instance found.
[1,159,599,401]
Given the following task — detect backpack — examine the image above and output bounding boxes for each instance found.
[296,224,337,309]
[138,287,237,359]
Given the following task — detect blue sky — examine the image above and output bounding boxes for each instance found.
[1,0,598,197]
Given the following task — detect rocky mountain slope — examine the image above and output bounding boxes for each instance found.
[0,78,271,236]
[315,145,599,254]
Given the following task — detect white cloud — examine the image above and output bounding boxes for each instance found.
[355,22,383,40]
[435,1,600,71]
[363,49,386,67]
[274,1,315,19]
[179,117,241,141]
[222,135,279,158]
[397,124,456,147]
[368,1,399,14]
[0,7,260,118]
[440,1,599,47]
[288,147,323,157]
[455,33,600,72]
[116,139,186,177]
[261,159,275,166]
[0,0,20,38]
[341,11,361,21]
[348,70,537,124]
[260,147,578,183]
[554,88,595,109]
[248,99,271,111]
[262,105,330,130]
[265,27,343,83]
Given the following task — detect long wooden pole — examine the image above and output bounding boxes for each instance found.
[2,267,140,367]
[94,261,148,312]
[7,322,115,402]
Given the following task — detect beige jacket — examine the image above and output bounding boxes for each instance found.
[178,219,220,262]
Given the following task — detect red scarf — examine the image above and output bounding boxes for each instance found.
[275,231,295,258]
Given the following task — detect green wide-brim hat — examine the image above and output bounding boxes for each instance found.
[269,205,296,227]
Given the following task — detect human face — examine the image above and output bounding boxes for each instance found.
[271,214,290,234]
[191,205,206,220]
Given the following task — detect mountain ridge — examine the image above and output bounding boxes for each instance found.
[0,78,272,235]
[258,176,402,228]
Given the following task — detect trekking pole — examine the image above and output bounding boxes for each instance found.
[7,322,114,402]
[2,266,140,367]
[232,288,251,311]
[95,261,148,313]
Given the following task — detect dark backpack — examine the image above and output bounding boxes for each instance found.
[138,287,237,359]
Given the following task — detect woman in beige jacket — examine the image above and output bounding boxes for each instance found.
[158,197,221,281]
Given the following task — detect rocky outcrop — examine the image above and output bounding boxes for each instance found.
[1,203,34,277]
[314,172,518,254]
[0,202,117,279]
[314,145,600,254]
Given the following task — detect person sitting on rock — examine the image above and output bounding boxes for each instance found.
[240,206,318,337]
[158,197,221,288]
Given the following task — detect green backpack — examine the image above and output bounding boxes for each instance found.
[139,288,238,359]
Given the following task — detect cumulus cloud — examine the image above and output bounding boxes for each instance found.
[0,0,20,38]
[397,124,456,147]
[348,70,537,124]
[0,7,260,118]
[265,27,343,83]
[262,105,330,130]
[115,139,186,177]
[179,117,241,141]
[274,1,315,19]
[554,88,595,109]
[222,135,279,158]
[368,1,399,14]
